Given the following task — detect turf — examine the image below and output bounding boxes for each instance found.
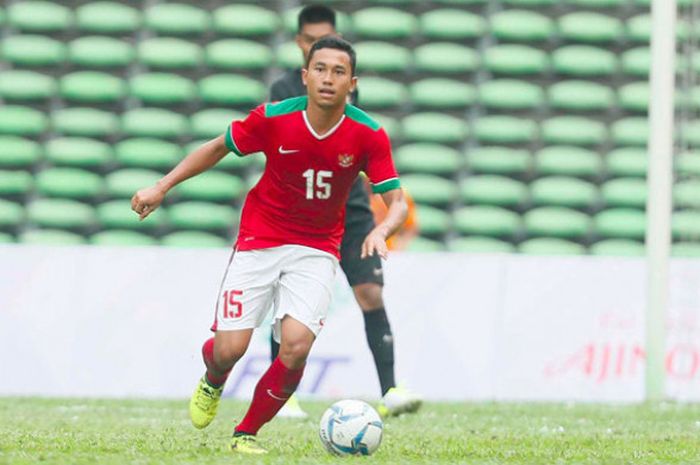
[0,398,698,465]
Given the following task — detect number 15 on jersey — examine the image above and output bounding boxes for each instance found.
[302,169,332,200]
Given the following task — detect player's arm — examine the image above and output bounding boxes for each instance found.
[361,188,408,260]
[131,135,228,220]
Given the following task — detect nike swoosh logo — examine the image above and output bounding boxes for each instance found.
[267,389,289,401]
[278,145,300,155]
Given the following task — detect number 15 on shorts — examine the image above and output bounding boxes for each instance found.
[222,289,243,319]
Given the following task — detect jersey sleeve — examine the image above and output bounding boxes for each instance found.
[365,128,400,194]
[224,104,267,157]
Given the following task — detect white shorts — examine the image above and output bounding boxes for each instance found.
[212,245,338,341]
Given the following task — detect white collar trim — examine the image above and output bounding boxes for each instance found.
[302,111,346,140]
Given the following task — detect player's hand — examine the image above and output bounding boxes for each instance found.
[131,184,166,221]
[361,227,389,260]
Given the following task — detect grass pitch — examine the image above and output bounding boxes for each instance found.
[0,398,698,465]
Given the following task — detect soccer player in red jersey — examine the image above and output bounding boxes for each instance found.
[131,36,408,455]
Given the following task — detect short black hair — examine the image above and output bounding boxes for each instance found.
[306,35,356,76]
[298,4,336,32]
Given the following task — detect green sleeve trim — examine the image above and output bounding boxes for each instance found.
[372,178,400,194]
[225,125,245,157]
[265,96,308,117]
[344,104,381,131]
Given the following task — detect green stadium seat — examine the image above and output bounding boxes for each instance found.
[19,229,87,245]
[0,71,55,101]
[161,231,229,248]
[405,236,446,252]
[635,0,694,6]
[677,151,700,177]
[129,73,195,105]
[35,168,104,199]
[454,206,520,237]
[27,199,96,229]
[535,146,601,177]
[621,47,650,77]
[2,35,65,66]
[0,199,23,228]
[206,39,273,70]
[90,230,158,247]
[401,174,457,205]
[541,117,606,146]
[673,211,700,239]
[105,169,162,199]
[76,2,141,34]
[176,172,245,202]
[681,121,700,147]
[52,108,118,138]
[394,144,461,175]
[474,116,537,144]
[601,178,647,208]
[0,136,42,168]
[212,5,279,37]
[490,10,554,42]
[558,12,623,43]
[607,147,647,177]
[673,242,700,257]
[484,45,548,75]
[611,117,648,146]
[144,3,210,35]
[594,208,646,239]
[548,81,615,111]
[138,38,202,69]
[518,238,586,255]
[368,113,402,140]
[0,170,33,197]
[45,137,112,169]
[414,43,479,74]
[626,14,650,43]
[190,109,244,140]
[115,138,182,170]
[552,46,617,77]
[448,237,516,253]
[409,79,475,109]
[502,0,556,5]
[461,175,528,207]
[7,1,71,32]
[468,147,530,175]
[121,109,189,139]
[168,201,238,231]
[68,36,134,68]
[530,176,598,208]
[524,207,590,238]
[564,0,626,6]
[674,180,700,208]
[415,204,451,236]
[402,113,468,144]
[0,233,15,244]
[618,82,648,112]
[420,9,486,40]
[479,79,544,110]
[282,7,351,35]
[590,239,645,256]
[353,8,416,39]
[355,42,412,73]
[0,106,48,136]
[60,72,127,103]
[198,75,267,106]
[357,77,407,109]
[275,41,303,69]
[97,200,166,231]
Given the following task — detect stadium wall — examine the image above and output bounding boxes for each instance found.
[0,245,698,402]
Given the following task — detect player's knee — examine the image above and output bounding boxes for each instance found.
[278,340,312,370]
[213,339,248,370]
[353,283,384,311]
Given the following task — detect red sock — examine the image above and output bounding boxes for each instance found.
[235,357,305,435]
[202,337,230,388]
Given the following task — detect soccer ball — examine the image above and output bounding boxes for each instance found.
[318,399,384,456]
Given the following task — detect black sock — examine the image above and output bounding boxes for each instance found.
[270,334,280,362]
[363,307,396,396]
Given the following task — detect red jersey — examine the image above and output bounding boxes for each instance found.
[224,96,400,258]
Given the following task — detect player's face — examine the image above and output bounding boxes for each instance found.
[302,48,357,110]
[296,22,336,62]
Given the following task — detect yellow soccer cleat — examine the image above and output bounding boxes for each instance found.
[230,434,268,454]
[377,386,422,418]
[189,376,223,429]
